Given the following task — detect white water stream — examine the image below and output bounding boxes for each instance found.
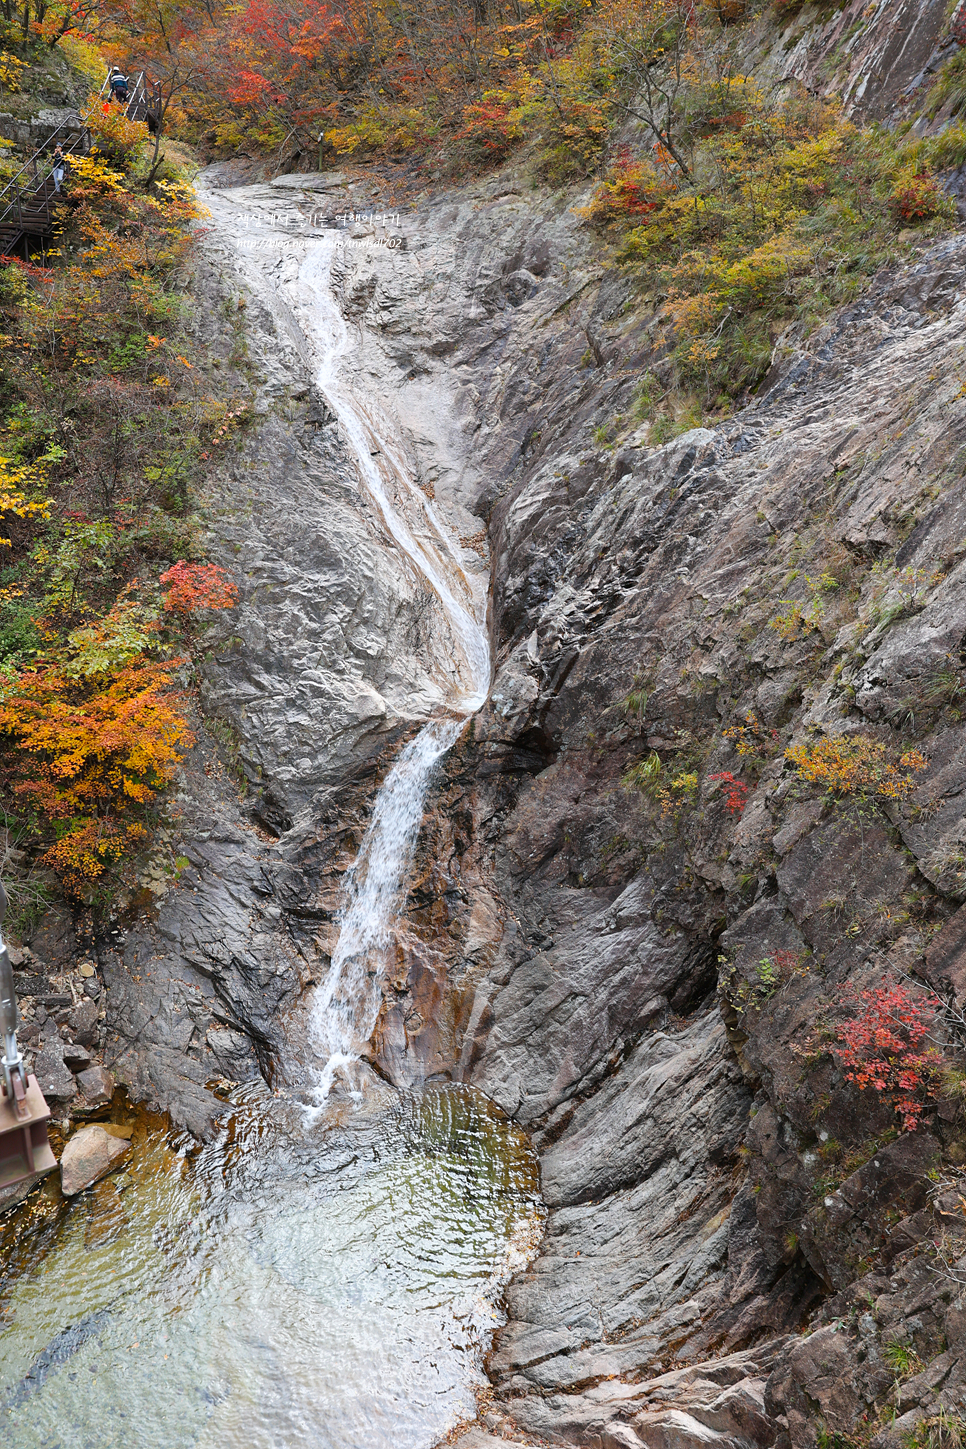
[0,190,542,1449]
[297,233,491,1098]
[310,715,464,1099]
[300,239,491,715]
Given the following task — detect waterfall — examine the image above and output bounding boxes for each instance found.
[301,239,490,712]
[310,716,464,1099]
[302,232,490,1100]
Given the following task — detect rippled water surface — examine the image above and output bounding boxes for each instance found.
[0,1083,541,1449]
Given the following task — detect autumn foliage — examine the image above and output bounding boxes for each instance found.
[786,735,928,800]
[834,981,943,1132]
[0,656,194,893]
[0,90,243,904]
[891,172,945,223]
[160,561,239,616]
[708,771,748,815]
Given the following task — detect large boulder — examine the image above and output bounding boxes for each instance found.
[60,1125,131,1197]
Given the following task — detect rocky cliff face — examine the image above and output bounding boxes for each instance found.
[52,10,966,1447]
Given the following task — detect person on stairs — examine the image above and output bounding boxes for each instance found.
[51,145,68,194]
[110,68,129,103]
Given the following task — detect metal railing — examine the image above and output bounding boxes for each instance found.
[0,68,161,246]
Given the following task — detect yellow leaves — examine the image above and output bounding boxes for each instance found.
[785,735,929,800]
[779,127,847,181]
[68,154,128,196]
[0,454,54,546]
[658,770,699,819]
[325,124,365,155]
[723,233,813,298]
[0,50,26,92]
[153,179,205,223]
[0,488,47,516]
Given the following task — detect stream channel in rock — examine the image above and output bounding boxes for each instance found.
[0,182,543,1448]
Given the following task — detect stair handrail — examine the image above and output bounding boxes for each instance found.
[0,94,97,215]
[0,66,151,224]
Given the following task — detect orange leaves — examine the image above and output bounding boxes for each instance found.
[159,561,239,616]
[0,657,194,894]
[43,820,148,893]
[785,734,928,801]
[582,150,673,227]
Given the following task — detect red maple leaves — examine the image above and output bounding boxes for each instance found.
[159,561,239,616]
[834,982,943,1132]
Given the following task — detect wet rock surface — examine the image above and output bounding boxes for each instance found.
[16,95,966,1449]
[59,1125,131,1197]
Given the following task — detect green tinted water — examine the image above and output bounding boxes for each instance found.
[0,1083,542,1449]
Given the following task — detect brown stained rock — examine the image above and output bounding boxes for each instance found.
[60,1124,132,1196]
[371,946,456,1090]
[452,1431,540,1449]
[923,903,966,1006]
[776,816,915,953]
[719,899,807,977]
[76,1065,115,1108]
[837,1132,938,1218]
[771,802,825,858]
[765,1329,861,1449]
[691,1382,774,1446]
[882,1209,933,1266]
[897,724,966,896]
[800,1133,940,1292]
[632,1381,776,1449]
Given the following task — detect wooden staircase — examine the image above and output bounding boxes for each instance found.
[0,70,161,261]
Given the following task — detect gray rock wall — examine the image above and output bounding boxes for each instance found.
[79,47,966,1449]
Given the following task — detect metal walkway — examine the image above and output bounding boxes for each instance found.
[0,70,161,259]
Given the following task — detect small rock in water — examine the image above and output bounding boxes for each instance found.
[76,1066,114,1108]
[60,1125,131,1196]
[82,979,101,1001]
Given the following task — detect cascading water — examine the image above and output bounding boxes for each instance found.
[300,237,491,713]
[0,186,542,1449]
[299,232,491,1100]
[310,715,464,1101]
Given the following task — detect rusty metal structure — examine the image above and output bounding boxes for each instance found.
[0,881,55,1189]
